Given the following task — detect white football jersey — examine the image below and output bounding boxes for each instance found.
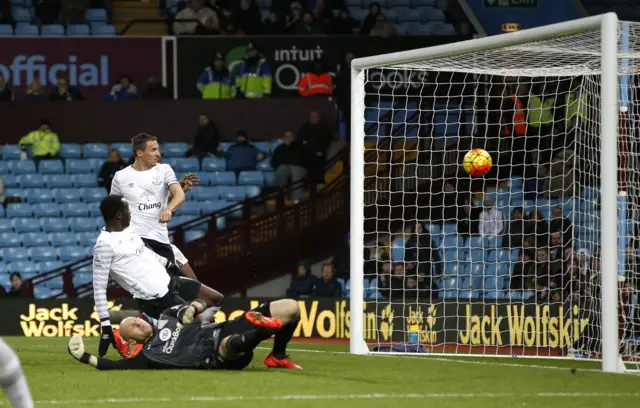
[93,227,171,322]
[110,164,178,244]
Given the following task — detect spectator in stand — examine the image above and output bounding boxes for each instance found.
[0,75,12,101]
[535,247,562,302]
[7,273,23,297]
[333,7,359,35]
[62,0,88,24]
[332,232,350,280]
[369,14,396,39]
[236,43,272,99]
[335,51,354,140]
[502,207,530,248]
[35,0,61,24]
[218,5,238,33]
[24,78,47,101]
[286,260,316,298]
[529,209,549,247]
[457,198,481,236]
[296,110,333,182]
[312,264,342,297]
[19,119,61,168]
[550,206,572,244]
[235,0,262,34]
[49,77,83,101]
[523,149,548,200]
[298,61,333,97]
[361,2,381,35]
[225,129,264,173]
[263,9,286,35]
[313,0,333,33]
[479,198,504,238]
[173,0,219,35]
[0,0,13,25]
[98,149,127,193]
[142,77,170,100]
[186,114,222,159]
[272,131,307,203]
[549,231,564,261]
[0,174,4,205]
[292,10,323,35]
[106,75,138,101]
[404,222,441,296]
[544,148,575,198]
[375,259,392,299]
[197,53,235,100]
[286,3,303,33]
[511,251,535,291]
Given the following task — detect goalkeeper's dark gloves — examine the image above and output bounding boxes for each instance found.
[98,320,117,357]
[177,299,209,326]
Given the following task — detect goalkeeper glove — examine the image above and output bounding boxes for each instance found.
[177,299,208,326]
[98,322,117,357]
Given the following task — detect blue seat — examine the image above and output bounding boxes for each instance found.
[50,231,77,246]
[15,24,38,35]
[201,157,227,172]
[87,202,101,217]
[42,218,70,233]
[442,248,465,262]
[67,24,91,36]
[33,287,53,299]
[71,173,97,188]
[69,217,98,232]
[9,160,35,174]
[484,276,502,291]
[45,174,72,188]
[185,229,206,243]
[73,271,93,286]
[7,261,37,274]
[176,202,201,216]
[92,23,116,36]
[2,247,29,262]
[245,185,261,199]
[0,161,8,175]
[2,145,21,160]
[443,223,457,234]
[86,8,108,22]
[76,231,99,246]
[12,218,40,232]
[4,188,23,199]
[216,186,246,201]
[191,186,219,201]
[61,202,90,217]
[84,143,109,158]
[17,174,45,188]
[466,235,483,249]
[40,24,64,36]
[30,246,58,262]
[66,159,92,174]
[209,171,236,186]
[466,249,485,262]
[468,263,484,276]
[168,215,190,228]
[43,275,65,290]
[263,171,276,187]
[441,234,461,249]
[38,261,64,274]
[59,143,82,158]
[0,232,21,247]
[257,158,271,171]
[2,175,18,188]
[20,232,49,247]
[175,157,200,173]
[164,142,189,157]
[52,188,77,203]
[33,202,62,218]
[200,200,229,214]
[238,171,264,186]
[0,24,13,35]
[6,203,32,218]
[108,142,131,159]
[38,160,64,174]
[82,188,105,203]
[26,188,54,203]
[87,158,104,173]
[390,237,407,261]
[58,246,87,262]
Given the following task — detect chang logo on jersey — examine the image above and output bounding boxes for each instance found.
[138,202,161,211]
[162,326,181,354]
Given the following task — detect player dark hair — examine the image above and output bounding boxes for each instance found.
[100,194,126,223]
[131,133,158,157]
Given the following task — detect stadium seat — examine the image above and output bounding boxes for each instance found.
[238,171,264,185]
[66,159,92,174]
[67,24,91,36]
[466,235,483,249]
[263,171,277,187]
[164,142,189,157]
[40,24,65,36]
[1,144,22,160]
[4,188,23,199]
[209,171,236,185]
[185,229,206,243]
[442,248,465,262]
[219,142,231,152]
[50,231,77,246]
[191,186,219,201]
[21,232,49,247]
[7,261,37,275]
[45,174,72,188]
[61,202,90,217]
[88,158,104,173]
[52,188,77,203]
[0,232,21,247]
[58,246,87,262]
[38,159,64,174]
[0,24,12,35]
[71,173,98,187]
[6,203,32,218]
[245,185,261,199]
[92,24,116,36]
[441,234,461,249]
[87,202,101,217]
[33,286,54,299]
[42,217,70,233]
[0,162,8,175]
[0,220,11,233]
[15,23,38,35]
[84,143,109,158]
[254,141,270,155]
[30,246,58,262]
[168,215,190,228]
[216,186,246,201]
[42,275,64,290]
[466,249,485,263]
[69,217,98,232]
[82,188,105,203]
[9,159,35,174]
[176,202,202,217]
[201,157,227,171]
[200,200,229,214]
[76,231,99,246]
[175,157,200,173]
[58,143,83,159]
[0,273,9,290]
[26,188,54,203]
[257,158,271,171]
[86,8,108,22]
[17,173,45,188]
[2,175,18,188]
[12,218,40,232]
[73,271,93,287]
[2,247,29,262]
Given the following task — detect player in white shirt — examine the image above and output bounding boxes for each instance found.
[93,195,223,357]
[110,133,192,278]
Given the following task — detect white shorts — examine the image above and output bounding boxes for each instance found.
[171,245,188,267]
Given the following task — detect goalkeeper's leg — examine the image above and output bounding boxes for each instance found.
[0,339,33,408]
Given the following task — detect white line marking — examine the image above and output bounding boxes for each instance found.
[2,392,638,405]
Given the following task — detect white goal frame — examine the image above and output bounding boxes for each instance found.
[349,13,622,373]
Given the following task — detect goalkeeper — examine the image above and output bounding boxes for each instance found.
[68,299,302,370]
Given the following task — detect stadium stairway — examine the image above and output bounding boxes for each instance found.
[112,1,167,36]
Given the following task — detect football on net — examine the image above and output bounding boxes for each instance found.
[463,148,492,177]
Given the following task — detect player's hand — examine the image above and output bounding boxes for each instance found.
[98,325,117,357]
[179,300,207,326]
[68,335,86,360]
[159,210,172,223]
[180,173,200,193]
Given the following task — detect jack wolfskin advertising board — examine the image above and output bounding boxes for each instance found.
[176,35,465,99]
[2,298,591,355]
[0,38,163,100]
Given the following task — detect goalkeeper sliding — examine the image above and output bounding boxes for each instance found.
[68,299,302,370]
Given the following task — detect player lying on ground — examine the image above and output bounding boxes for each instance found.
[68,299,303,370]
[93,195,223,358]
[0,339,34,408]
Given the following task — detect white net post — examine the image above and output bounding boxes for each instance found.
[349,13,637,373]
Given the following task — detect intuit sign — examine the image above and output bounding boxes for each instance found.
[0,38,162,100]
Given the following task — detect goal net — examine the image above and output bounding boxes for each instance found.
[350,14,640,373]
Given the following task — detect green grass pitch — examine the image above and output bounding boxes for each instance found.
[1,336,638,407]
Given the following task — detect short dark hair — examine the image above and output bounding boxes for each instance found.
[131,133,158,157]
[100,195,125,222]
[10,272,21,280]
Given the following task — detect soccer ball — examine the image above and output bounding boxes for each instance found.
[463,148,492,177]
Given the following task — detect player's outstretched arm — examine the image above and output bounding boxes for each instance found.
[68,335,149,371]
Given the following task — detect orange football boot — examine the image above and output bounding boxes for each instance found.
[264,353,302,370]
[244,311,283,330]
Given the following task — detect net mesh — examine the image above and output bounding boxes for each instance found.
[360,22,640,367]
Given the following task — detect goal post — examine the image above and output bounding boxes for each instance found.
[349,13,634,373]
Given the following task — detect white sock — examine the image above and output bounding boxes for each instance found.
[0,340,33,408]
